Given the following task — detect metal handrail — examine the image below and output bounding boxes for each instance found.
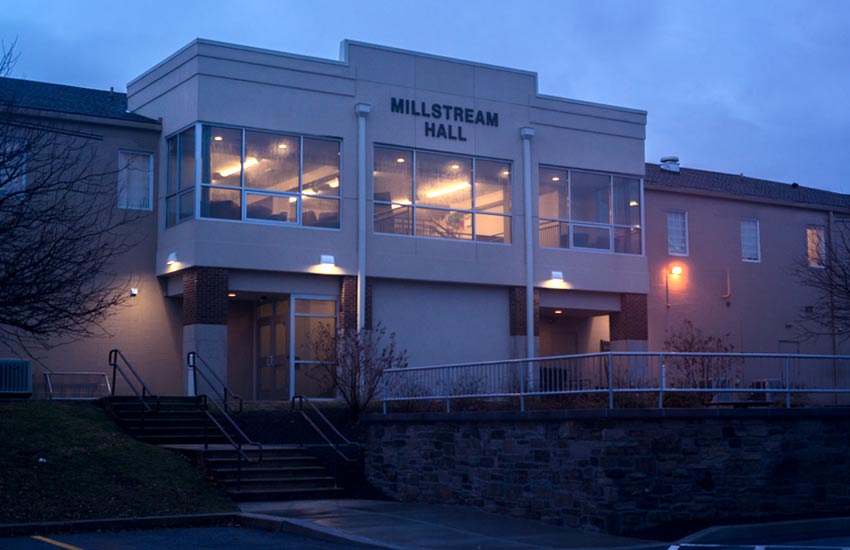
[44,371,111,400]
[199,394,263,462]
[187,352,243,413]
[382,351,850,412]
[108,349,159,412]
[291,395,358,462]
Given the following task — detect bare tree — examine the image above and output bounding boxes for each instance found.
[310,323,408,420]
[0,43,145,355]
[794,221,850,342]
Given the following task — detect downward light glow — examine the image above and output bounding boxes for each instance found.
[424,182,470,199]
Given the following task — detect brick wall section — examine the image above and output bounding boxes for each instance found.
[609,293,648,341]
[182,267,228,325]
[339,276,372,332]
[365,410,850,535]
[508,287,540,336]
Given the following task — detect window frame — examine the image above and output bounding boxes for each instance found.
[164,125,197,228]
[740,218,761,263]
[537,164,644,255]
[117,150,154,211]
[197,123,343,231]
[372,144,513,244]
[667,210,689,257]
[807,224,827,268]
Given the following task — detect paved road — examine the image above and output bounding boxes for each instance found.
[0,526,385,550]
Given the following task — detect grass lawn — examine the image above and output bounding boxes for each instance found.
[0,400,236,524]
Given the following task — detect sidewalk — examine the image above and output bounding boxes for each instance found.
[240,499,660,550]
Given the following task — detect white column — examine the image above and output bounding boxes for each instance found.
[521,127,535,359]
[355,103,371,331]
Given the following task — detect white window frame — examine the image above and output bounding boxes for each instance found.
[667,210,689,256]
[807,225,827,268]
[117,150,154,211]
[740,219,761,263]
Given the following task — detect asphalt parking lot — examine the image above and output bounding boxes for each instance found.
[1,526,385,550]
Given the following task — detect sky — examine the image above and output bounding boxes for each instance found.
[1,0,848,193]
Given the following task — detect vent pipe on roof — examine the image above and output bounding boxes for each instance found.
[660,156,680,173]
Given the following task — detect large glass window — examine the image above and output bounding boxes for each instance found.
[165,127,195,227]
[117,151,153,210]
[373,146,511,243]
[538,166,642,254]
[196,125,341,228]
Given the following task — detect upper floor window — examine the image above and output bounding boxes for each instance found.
[667,211,688,256]
[373,146,511,243]
[538,166,642,254]
[118,151,153,210]
[807,225,826,267]
[165,127,195,227]
[165,124,341,229]
[200,126,340,228]
[0,137,26,197]
[740,219,760,262]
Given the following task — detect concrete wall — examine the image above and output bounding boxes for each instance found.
[366,410,850,535]
[644,188,840,354]
[371,279,511,367]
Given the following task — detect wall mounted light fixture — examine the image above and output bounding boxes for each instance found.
[320,255,335,266]
[551,271,564,281]
[130,287,139,297]
[166,252,177,265]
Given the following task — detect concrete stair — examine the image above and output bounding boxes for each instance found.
[105,396,345,501]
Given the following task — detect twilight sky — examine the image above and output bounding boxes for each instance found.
[2,0,848,193]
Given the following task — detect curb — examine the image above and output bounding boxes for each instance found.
[0,512,400,549]
[678,516,850,545]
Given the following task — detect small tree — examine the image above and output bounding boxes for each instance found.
[794,221,850,342]
[311,323,408,420]
[664,319,737,393]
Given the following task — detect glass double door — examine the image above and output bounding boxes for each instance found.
[256,296,337,400]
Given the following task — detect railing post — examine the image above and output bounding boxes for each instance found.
[608,352,614,409]
[785,355,791,409]
[445,367,451,414]
[382,371,387,415]
[519,360,526,412]
[187,352,197,397]
[658,353,665,409]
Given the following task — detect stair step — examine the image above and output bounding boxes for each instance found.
[136,434,228,443]
[209,465,326,477]
[226,486,345,502]
[220,476,336,488]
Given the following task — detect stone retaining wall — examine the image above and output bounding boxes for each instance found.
[364,409,850,534]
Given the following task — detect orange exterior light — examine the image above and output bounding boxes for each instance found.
[670,265,683,276]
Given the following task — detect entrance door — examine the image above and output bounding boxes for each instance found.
[292,296,337,399]
[256,299,290,400]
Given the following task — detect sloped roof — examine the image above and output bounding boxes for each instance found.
[0,77,158,124]
[645,163,850,211]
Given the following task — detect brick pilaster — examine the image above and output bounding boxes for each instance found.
[339,276,372,332]
[509,286,540,337]
[182,267,229,325]
[609,293,648,341]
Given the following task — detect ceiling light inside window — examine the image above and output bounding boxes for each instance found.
[219,157,258,178]
[278,143,288,149]
[303,188,317,195]
[629,200,639,207]
[552,177,560,182]
[396,158,405,163]
[450,164,460,170]
[501,170,510,176]
[328,178,339,189]
[214,136,223,141]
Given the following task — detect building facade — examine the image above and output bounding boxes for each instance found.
[2,39,846,399]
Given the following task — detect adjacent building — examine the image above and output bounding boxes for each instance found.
[1,39,846,399]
